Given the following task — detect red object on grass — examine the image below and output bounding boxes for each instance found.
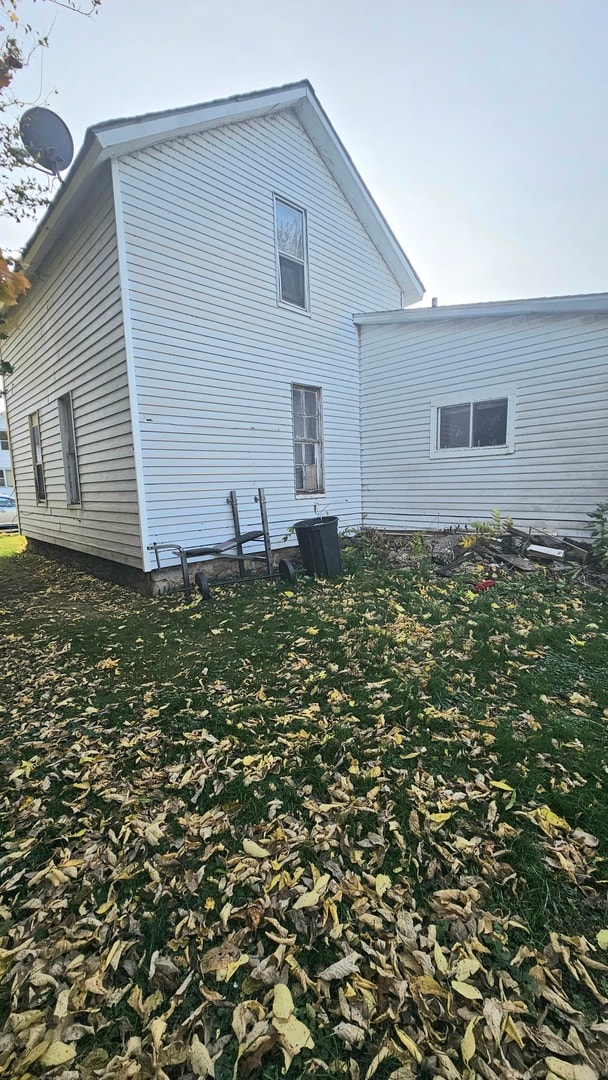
[473,579,496,592]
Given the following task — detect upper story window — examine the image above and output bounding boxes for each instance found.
[274,196,309,310]
[58,392,81,506]
[430,390,515,458]
[0,430,8,451]
[29,410,46,502]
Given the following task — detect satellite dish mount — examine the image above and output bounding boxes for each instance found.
[19,107,74,178]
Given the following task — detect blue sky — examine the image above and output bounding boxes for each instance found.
[4,0,608,304]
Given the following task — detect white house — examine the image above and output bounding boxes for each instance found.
[2,81,606,589]
[0,403,14,497]
[357,295,608,537]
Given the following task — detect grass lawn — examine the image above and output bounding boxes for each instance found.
[0,533,607,1079]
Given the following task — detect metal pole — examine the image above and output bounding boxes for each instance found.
[228,490,246,578]
[257,488,273,578]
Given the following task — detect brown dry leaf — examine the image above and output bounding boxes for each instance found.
[334,1021,366,1049]
[318,953,362,981]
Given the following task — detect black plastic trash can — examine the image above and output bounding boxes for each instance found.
[294,516,342,578]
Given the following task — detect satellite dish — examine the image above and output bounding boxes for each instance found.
[19,107,74,175]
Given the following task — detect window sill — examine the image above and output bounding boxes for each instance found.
[430,444,514,460]
[295,491,325,498]
[277,299,312,318]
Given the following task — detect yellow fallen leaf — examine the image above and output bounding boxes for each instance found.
[433,941,448,975]
[596,929,608,949]
[150,1017,167,1052]
[375,873,392,898]
[272,983,294,1021]
[490,780,514,791]
[306,627,319,635]
[190,1034,215,1077]
[453,956,481,982]
[39,1041,77,1067]
[394,1028,422,1063]
[451,980,483,1000]
[544,1058,598,1080]
[243,839,271,858]
[293,890,320,910]
[461,1017,477,1065]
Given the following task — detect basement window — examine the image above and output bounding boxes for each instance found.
[292,384,324,494]
[274,196,309,310]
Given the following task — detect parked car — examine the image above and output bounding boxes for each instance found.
[0,495,18,531]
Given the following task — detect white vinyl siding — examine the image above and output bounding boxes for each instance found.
[115,109,402,567]
[3,170,142,565]
[360,313,608,536]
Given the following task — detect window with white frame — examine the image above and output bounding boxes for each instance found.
[0,468,13,487]
[29,411,46,501]
[292,385,324,494]
[274,197,308,310]
[0,430,8,451]
[431,393,514,455]
[58,392,81,505]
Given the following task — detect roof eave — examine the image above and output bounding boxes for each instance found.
[353,292,608,325]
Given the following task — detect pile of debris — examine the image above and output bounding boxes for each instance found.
[435,525,599,579]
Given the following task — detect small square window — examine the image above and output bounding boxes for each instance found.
[275,197,308,310]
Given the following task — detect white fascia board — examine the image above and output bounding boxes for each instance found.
[93,83,309,160]
[23,140,101,269]
[353,293,608,324]
[295,90,424,305]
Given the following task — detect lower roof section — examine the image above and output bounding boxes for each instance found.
[354,291,608,325]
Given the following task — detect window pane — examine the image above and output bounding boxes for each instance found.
[279,255,305,308]
[294,413,305,439]
[275,200,304,259]
[304,390,317,415]
[294,442,303,464]
[295,465,304,492]
[472,398,507,447]
[439,404,470,448]
[304,442,316,465]
[0,431,8,451]
[305,415,318,439]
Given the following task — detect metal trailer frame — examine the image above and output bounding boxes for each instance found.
[147,488,295,599]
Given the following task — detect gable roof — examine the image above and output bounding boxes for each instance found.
[23,80,424,304]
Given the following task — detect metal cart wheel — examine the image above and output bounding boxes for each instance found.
[194,572,211,600]
[278,559,297,584]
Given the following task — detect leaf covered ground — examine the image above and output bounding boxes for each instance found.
[0,535,607,1080]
